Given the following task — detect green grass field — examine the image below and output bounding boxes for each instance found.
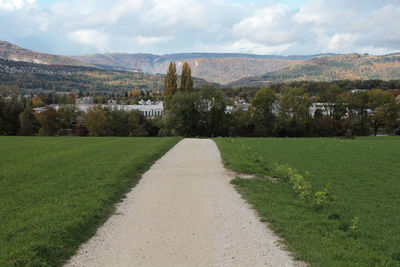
[0,137,180,266]
[215,137,400,267]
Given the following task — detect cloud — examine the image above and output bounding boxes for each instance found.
[328,33,358,52]
[1,0,399,55]
[221,39,293,54]
[232,4,305,47]
[137,35,172,45]
[69,29,109,52]
[0,0,35,11]
[292,1,400,54]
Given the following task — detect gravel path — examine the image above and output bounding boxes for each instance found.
[65,139,299,267]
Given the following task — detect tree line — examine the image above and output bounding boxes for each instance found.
[161,62,400,137]
[1,62,400,137]
[0,96,159,137]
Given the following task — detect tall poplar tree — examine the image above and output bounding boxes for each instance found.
[163,62,178,110]
[180,62,194,93]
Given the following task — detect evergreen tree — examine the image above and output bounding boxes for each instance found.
[180,62,193,93]
[163,62,178,109]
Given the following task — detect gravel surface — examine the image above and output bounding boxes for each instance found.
[65,138,300,267]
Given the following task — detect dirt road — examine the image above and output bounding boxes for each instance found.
[66,139,298,266]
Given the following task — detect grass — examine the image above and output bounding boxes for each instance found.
[0,136,180,266]
[215,137,400,267]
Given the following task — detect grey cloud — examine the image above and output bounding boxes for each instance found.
[0,0,399,55]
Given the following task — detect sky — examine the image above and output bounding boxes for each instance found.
[0,0,399,56]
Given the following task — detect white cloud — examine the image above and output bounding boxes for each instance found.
[137,35,172,45]
[221,39,293,54]
[0,0,34,11]
[104,0,144,24]
[328,33,358,52]
[1,0,400,55]
[69,29,109,52]
[232,5,298,45]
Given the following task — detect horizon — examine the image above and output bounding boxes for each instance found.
[2,39,399,58]
[0,0,399,56]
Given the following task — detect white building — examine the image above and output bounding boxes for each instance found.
[105,102,163,117]
[35,101,164,117]
[309,103,335,117]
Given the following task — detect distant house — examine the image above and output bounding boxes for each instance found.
[350,89,367,94]
[226,106,234,114]
[233,99,251,111]
[75,96,94,105]
[309,102,335,117]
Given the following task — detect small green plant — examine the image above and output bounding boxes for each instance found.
[350,216,360,231]
[292,174,313,201]
[314,183,335,208]
[273,164,314,201]
[274,164,295,182]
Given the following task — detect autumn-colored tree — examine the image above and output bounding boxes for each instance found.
[129,89,140,100]
[180,62,193,93]
[31,96,44,107]
[163,62,178,109]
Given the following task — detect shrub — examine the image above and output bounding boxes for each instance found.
[291,172,313,201]
[314,183,335,208]
[274,164,294,182]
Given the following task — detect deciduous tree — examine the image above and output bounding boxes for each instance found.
[0,97,24,135]
[168,91,200,136]
[277,86,310,137]
[180,62,193,93]
[58,105,77,135]
[251,87,278,136]
[86,105,109,136]
[163,62,177,109]
[37,107,58,136]
[198,85,229,137]
[19,105,40,136]
[368,89,399,136]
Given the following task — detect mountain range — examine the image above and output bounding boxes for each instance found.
[228,53,400,87]
[71,53,334,84]
[1,40,400,91]
[0,59,214,95]
[0,41,333,85]
[0,41,90,67]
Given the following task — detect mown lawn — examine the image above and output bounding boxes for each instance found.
[0,137,180,266]
[215,137,400,267]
